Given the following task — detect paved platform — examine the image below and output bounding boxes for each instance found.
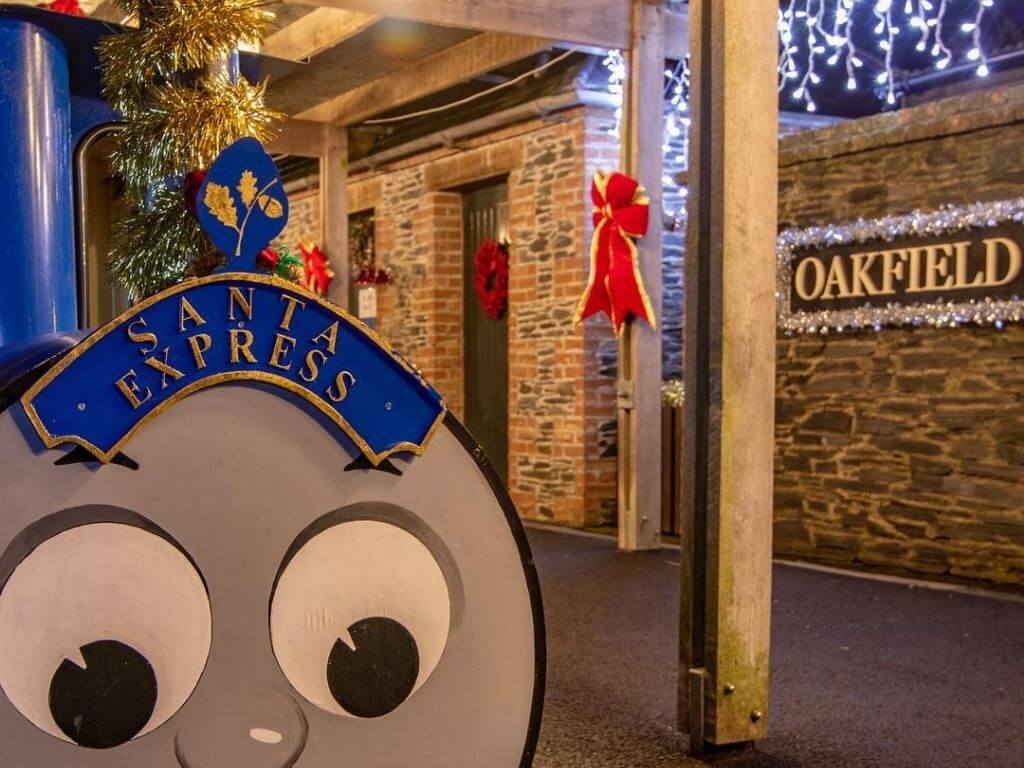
[528,526,1024,767]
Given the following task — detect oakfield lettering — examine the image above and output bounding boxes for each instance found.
[789,228,1024,314]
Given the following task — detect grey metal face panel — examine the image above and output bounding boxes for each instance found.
[0,383,542,767]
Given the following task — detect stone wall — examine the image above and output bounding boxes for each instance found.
[346,108,618,527]
[278,190,319,249]
[775,84,1024,585]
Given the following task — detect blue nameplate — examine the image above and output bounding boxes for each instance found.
[21,274,445,464]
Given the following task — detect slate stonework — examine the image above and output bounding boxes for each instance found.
[776,84,1024,585]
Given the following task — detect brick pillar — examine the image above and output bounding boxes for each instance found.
[413,192,465,418]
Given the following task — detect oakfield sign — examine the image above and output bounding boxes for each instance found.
[777,200,1024,333]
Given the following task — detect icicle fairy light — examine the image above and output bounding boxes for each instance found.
[100,0,279,299]
[776,198,1024,334]
[778,0,999,113]
[607,0,1005,135]
[601,51,691,226]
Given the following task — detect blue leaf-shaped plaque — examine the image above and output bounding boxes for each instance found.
[196,137,290,272]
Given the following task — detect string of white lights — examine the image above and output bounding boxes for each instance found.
[603,0,1004,202]
[778,0,998,111]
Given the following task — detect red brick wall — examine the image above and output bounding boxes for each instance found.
[341,109,618,526]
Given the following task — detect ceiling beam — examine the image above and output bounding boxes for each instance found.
[267,119,328,157]
[282,0,688,58]
[263,7,378,61]
[296,32,554,125]
[90,0,131,23]
[281,0,632,49]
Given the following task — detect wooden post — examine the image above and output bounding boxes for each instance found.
[679,0,778,755]
[617,0,664,552]
[320,125,349,309]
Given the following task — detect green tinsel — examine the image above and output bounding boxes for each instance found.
[107,186,213,299]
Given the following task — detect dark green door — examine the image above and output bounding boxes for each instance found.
[462,181,509,482]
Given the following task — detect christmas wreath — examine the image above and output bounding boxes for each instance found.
[473,240,509,320]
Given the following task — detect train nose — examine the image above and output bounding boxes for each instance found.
[173,684,308,768]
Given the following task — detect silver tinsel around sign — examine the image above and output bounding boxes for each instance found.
[776,197,1024,335]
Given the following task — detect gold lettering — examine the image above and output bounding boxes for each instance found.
[179,297,207,332]
[299,349,328,383]
[188,333,212,370]
[326,370,356,402]
[114,369,152,409]
[127,317,158,355]
[953,241,984,288]
[849,252,880,296]
[143,347,185,390]
[312,320,339,355]
[268,333,297,371]
[228,287,254,321]
[794,257,826,301]
[279,294,307,331]
[906,247,925,292]
[821,256,852,299]
[880,249,907,294]
[229,329,257,363]
[914,244,955,292]
[983,237,1022,287]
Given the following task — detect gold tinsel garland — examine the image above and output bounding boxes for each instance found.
[100,0,279,298]
[113,77,278,201]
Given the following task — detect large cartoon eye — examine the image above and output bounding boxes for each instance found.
[0,521,211,748]
[270,519,451,718]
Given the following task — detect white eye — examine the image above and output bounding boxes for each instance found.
[0,522,211,748]
[270,519,451,718]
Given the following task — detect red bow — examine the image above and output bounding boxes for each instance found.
[299,241,334,296]
[573,170,656,335]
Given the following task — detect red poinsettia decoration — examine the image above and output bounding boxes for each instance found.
[299,240,334,296]
[473,239,509,321]
[40,0,84,15]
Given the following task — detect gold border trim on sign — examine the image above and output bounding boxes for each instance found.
[20,273,447,466]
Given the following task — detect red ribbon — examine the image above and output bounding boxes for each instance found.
[573,170,656,335]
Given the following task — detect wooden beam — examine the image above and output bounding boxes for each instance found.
[679,0,777,754]
[266,19,477,118]
[616,0,663,553]
[297,32,552,125]
[263,8,377,61]
[321,126,350,309]
[90,0,131,23]
[282,0,629,49]
[267,119,327,157]
[284,0,689,58]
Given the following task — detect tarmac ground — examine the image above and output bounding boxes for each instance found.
[528,526,1024,768]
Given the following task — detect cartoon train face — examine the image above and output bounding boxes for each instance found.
[0,287,544,767]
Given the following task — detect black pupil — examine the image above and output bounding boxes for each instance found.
[49,639,157,749]
[326,617,419,718]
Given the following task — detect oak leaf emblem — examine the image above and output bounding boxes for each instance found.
[204,182,239,231]
[237,170,258,207]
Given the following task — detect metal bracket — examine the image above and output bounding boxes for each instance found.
[616,379,635,409]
